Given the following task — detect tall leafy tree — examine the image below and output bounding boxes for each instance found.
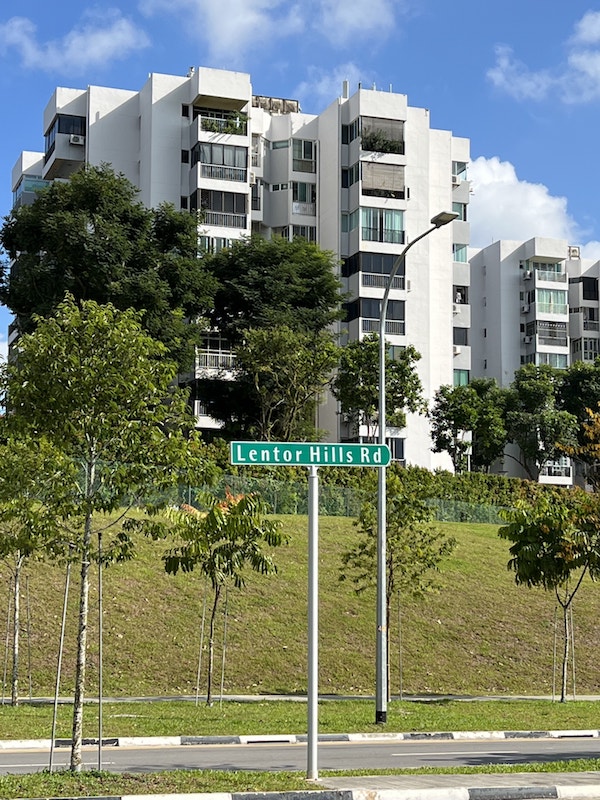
[332,335,426,440]
[201,235,343,344]
[499,493,600,701]
[504,365,578,480]
[0,435,73,706]
[164,491,285,705]
[340,472,456,696]
[469,378,509,472]
[2,296,202,770]
[0,164,216,369]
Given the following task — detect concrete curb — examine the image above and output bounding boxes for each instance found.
[3,728,597,751]
[0,730,600,750]
[23,785,600,800]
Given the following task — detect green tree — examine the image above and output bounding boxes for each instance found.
[332,335,426,440]
[430,385,479,473]
[429,379,508,473]
[202,235,343,344]
[2,296,202,770]
[208,326,339,441]
[0,164,216,369]
[340,472,456,696]
[164,491,285,705]
[505,365,578,480]
[499,493,600,701]
[557,359,600,485]
[0,435,73,706]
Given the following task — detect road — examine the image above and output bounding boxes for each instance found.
[1,736,599,775]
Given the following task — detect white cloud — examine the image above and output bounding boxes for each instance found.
[0,11,150,74]
[294,63,371,113]
[468,156,581,249]
[487,11,600,103]
[316,0,397,46]
[139,0,303,64]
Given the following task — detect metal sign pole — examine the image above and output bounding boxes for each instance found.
[307,465,319,780]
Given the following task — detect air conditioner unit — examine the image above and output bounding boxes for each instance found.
[453,345,461,355]
[452,303,459,314]
[69,134,85,145]
[406,279,411,292]
[451,175,460,185]
[523,335,532,344]
[568,246,581,259]
[521,304,530,313]
[523,270,533,280]
[249,172,257,185]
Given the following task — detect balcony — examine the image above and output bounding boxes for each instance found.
[200,164,247,182]
[203,211,247,228]
[362,227,405,244]
[292,201,316,216]
[536,270,567,283]
[584,320,599,331]
[197,113,248,136]
[361,274,405,290]
[362,319,405,335]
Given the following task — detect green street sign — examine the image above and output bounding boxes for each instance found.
[230,441,391,468]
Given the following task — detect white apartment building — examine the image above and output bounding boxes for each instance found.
[10,66,471,471]
[470,237,600,485]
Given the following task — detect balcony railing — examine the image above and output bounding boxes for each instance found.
[362,319,405,335]
[196,352,236,370]
[538,336,568,347]
[537,303,568,315]
[362,227,405,244]
[292,201,316,216]
[201,164,247,182]
[361,273,405,290]
[292,158,316,173]
[537,270,567,282]
[540,463,572,478]
[199,116,248,136]
[203,211,247,228]
[584,320,600,331]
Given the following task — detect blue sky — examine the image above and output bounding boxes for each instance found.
[1,0,600,360]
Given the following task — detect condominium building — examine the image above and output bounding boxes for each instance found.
[470,237,600,484]
[10,66,471,471]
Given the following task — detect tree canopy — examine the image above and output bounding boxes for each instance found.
[332,335,426,440]
[200,235,343,343]
[0,165,216,369]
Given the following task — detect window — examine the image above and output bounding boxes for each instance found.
[361,207,404,243]
[44,114,86,159]
[452,161,467,181]
[583,277,599,301]
[538,352,569,369]
[452,202,467,221]
[251,181,260,211]
[191,142,248,181]
[454,369,470,386]
[180,196,188,210]
[453,285,468,304]
[292,225,316,242]
[453,327,469,346]
[181,149,189,164]
[271,139,289,149]
[196,190,246,227]
[292,182,316,203]
[536,288,567,314]
[388,438,405,463]
[292,139,316,172]
[453,244,468,263]
[341,163,360,188]
[361,117,404,154]
[362,162,406,198]
[344,298,404,322]
[341,209,359,232]
[536,321,568,347]
[199,236,233,254]
[342,118,359,144]
[181,104,189,117]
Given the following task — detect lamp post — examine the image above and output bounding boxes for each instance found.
[375,210,458,724]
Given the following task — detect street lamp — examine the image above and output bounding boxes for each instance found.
[375,210,458,724]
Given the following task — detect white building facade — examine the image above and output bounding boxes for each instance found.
[10,66,471,471]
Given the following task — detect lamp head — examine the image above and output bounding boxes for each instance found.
[431,211,458,228]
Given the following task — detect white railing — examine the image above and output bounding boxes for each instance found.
[361,274,405,290]
[196,352,236,370]
[362,319,405,335]
[201,164,246,182]
[292,201,316,216]
[536,270,567,282]
[203,211,247,228]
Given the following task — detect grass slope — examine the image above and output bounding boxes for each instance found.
[1,515,599,698]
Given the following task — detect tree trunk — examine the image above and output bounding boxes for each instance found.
[206,584,221,707]
[11,554,24,707]
[70,456,95,772]
[560,603,570,703]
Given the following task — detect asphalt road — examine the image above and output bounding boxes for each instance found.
[1,736,600,775]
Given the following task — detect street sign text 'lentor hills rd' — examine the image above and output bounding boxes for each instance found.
[230,441,391,467]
